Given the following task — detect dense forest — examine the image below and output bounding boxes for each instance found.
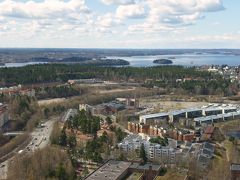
[0,64,237,96]
[0,64,215,84]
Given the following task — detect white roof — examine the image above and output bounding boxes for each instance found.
[141,104,239,121]
[204,106,222,112]
[169,109,186,116]
[140,112,169,120]
[223,113,234,118]
[233,111,240,116]
[194,116,212,122]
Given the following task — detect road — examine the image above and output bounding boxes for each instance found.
[0,118,56,179]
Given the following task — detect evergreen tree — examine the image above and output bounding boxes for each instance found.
[140,143,147,164]
[59,129,67,146]
[68,134,77,149]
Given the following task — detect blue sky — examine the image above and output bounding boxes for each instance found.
[0,0,239,48]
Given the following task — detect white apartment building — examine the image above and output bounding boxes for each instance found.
[118,134,178,163]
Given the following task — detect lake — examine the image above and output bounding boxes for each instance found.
[0,53,239,68]
[107,53,240,67]
[0,62,47,68]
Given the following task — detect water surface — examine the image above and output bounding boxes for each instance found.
[108,53,240,67]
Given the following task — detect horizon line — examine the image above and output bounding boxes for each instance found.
[0,48,240,50]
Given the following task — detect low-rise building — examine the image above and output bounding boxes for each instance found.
[85,160,131,180]
[140,104,239,125]
[80,102,126,117]
[86,160,161,180]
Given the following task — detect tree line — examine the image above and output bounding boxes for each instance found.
[0,64,214,85]
[0,64,236,96]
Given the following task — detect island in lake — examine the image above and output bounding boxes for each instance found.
[153,59,173,64]
[32,57,130,66]
[81,59,130,66]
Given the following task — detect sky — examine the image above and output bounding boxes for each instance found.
[0,0,239,48]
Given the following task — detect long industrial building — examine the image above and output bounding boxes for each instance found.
[139,104,238,124]
[194,111,240,125]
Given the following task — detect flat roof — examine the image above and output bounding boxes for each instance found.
[121,134,143,144]
[140,104,239,121]
[194,116,212,122]
[223,113,233,118]
[129,163,161,171]
[201,149,213,157]
[86,160,131,180]
[224,106,237,110]
[231,164,240,171]
[140,112,169,120]
[211,114,223,120]
[204,107,222,112]
[203,142,214,152]
[169,110,186,116]
[198,154,210,165]
[185,108,203,113]
[233,111,240,116]
[194,110,240,122]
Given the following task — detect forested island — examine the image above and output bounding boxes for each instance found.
[80,59,130,66]
[31,57,129,66]
[153,59,173,64]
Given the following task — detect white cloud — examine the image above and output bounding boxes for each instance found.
[146,0,224,25]
[96,13,121,27]
[125,0,224,34]
[0,0,93,38]
[0,0,90,20]
[186,34,240,42]
[0,0,235,48]
[101,0,135,5]
[116,4,146,19]
[127,22,186,35]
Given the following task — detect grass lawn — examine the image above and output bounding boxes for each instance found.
[155,169,186,180]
